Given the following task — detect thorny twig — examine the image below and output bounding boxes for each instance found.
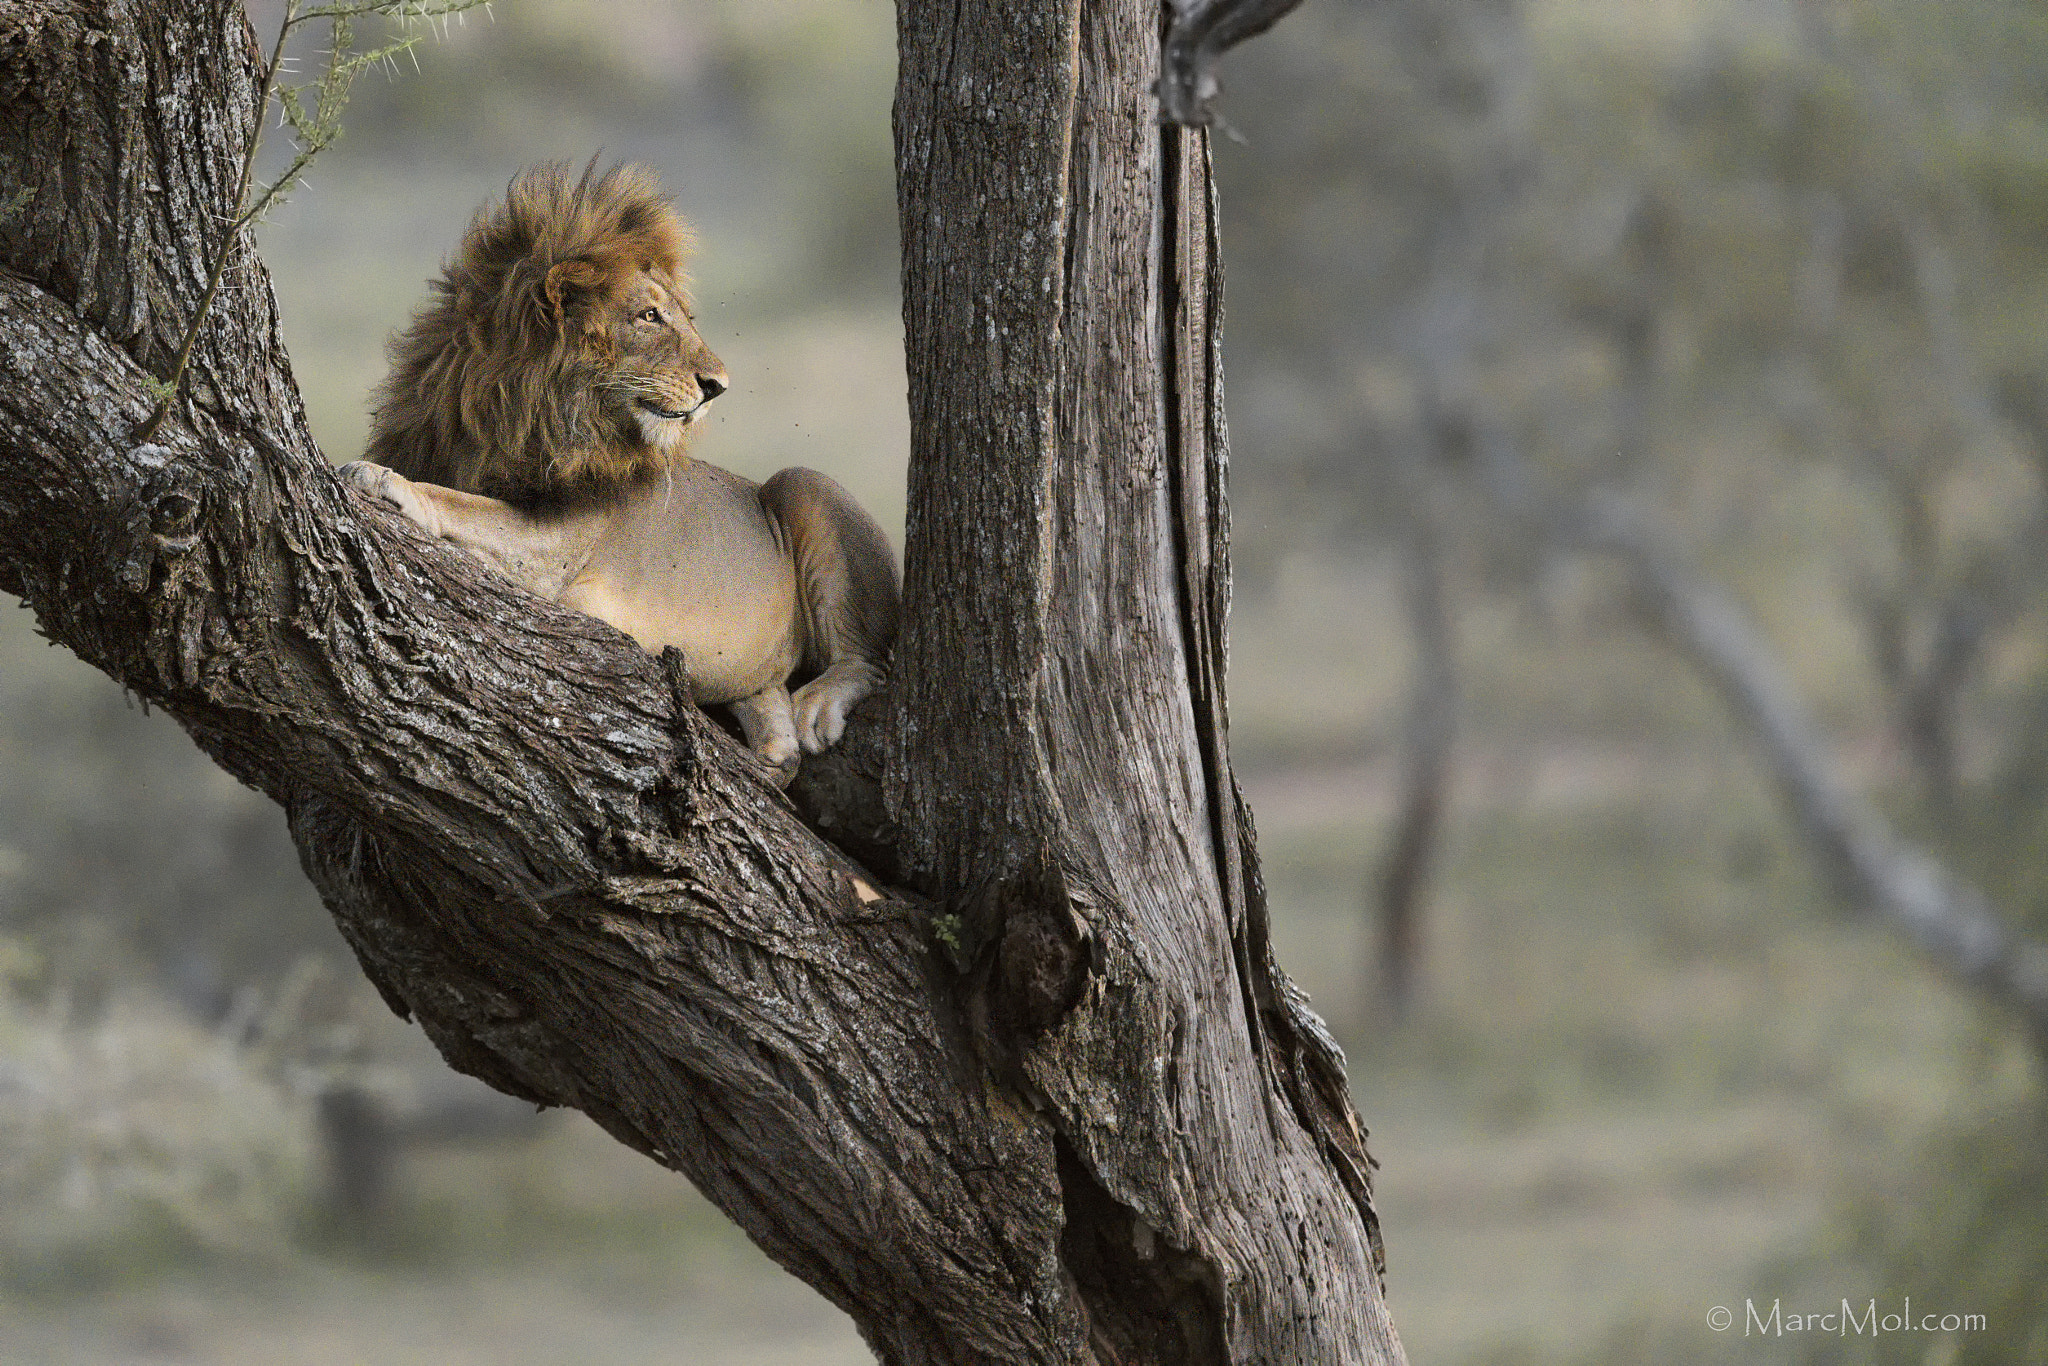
[134,0,490,441]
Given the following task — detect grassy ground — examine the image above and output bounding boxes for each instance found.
[6,732,2020,1364]
[2,1115,871,1365]
[1250,756,2025,1364]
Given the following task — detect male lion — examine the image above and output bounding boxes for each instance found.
[343,163,898,778]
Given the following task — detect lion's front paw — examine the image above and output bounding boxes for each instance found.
[792,669,874,755]
[340,461,443,539]
[728,685,803,787]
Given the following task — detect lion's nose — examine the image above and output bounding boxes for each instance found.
[699,373,727,402]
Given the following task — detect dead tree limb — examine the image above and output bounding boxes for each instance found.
[0,1,1404,1360]
[1158,0,1306,125]
[1476,435,2048,1052]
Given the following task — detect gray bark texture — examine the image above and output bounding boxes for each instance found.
[0,1,1405,1361]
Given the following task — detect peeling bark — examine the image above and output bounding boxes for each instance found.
[0,1,1403,1361]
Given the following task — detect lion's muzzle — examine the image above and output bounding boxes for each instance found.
[636,371,725,424]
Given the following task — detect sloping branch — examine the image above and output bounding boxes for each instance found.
[0,9,1095,1357]
[1477,437,2048,1051]
[1580,496,2048,1050]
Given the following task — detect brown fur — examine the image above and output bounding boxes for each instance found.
[366,162,703,507]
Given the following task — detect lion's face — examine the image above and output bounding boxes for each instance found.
[597,270,728,460]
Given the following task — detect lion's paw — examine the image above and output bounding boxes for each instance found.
[755,735,801,788]
[728,686,804,785]
[340,461,443,539]
[792,678,858,755]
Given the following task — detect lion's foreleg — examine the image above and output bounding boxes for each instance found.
[759,468,902,754]
[341,462,593,600]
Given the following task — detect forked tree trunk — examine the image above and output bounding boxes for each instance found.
[0,2,1403,1360]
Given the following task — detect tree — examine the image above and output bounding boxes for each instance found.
[0,1,1405,1361]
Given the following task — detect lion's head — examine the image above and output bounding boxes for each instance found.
[365,162,728,508]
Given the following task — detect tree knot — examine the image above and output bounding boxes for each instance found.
[149,488,202,550]
[114,446,207,595]
[951,847,1102,1049]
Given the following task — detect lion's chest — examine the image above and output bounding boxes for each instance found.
[559,464,801,705]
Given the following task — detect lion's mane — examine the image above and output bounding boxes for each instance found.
[364,162,694,508]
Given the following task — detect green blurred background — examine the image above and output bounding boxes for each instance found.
[6,0,2048,1361]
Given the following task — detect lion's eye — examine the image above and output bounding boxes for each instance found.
[638,307,662,324]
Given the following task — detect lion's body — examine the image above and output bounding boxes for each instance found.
[558,463,802,704]
[344,163,898,775]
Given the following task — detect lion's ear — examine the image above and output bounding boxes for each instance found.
[543,259,605,320]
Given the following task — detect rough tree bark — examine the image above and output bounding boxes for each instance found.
[0,1,1404,1361]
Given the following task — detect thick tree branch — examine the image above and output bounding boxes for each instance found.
[4,2,1403,1360]
[0,152,1089,1366]
[0,6,1085,1361]
[892,2,1396,1359]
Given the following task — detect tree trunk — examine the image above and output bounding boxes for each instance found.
[891,2,1397,1358]
[0,2,1404,1361]
[1375,448,1454,1025]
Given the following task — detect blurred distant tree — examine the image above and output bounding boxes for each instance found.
[0,1,1403,1362]
[1215,0,2048,1042]
[1374,414,1456,1024]
[1206,0,1533,1018]
[1423,0,2048,1049]
[1204,0,2048,1352]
